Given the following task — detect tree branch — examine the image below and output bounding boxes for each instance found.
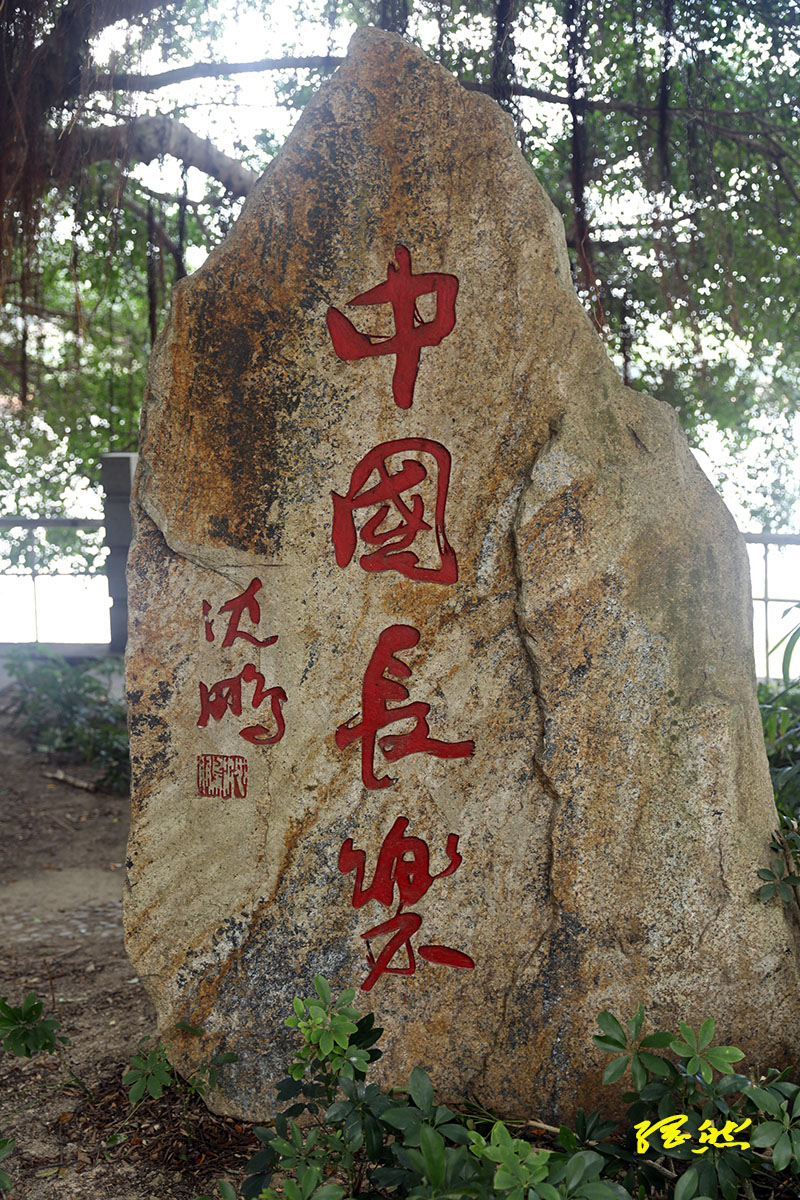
[462,78,797,121]
[88,53,797,132]
[107,187,187,273]
[92,55,345,93]
[49,115,258,197]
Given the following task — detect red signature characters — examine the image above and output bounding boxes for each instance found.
[332,438,458,584]
[198,579,285,745]
[326,245,458,409]
[196,753,248,799]
[202,577,278,649]
[339,816,475,991]
[335,624,474,789]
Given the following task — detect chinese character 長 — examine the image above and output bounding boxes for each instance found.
[332,438,458,584]
[339,816,475,990]
[326,245,458,410]
[335,624,474,789]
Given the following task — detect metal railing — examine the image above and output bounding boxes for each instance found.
[0,452,136,653]
[0,510,797,672]
[0,516,106,645]
[743,533,800,680]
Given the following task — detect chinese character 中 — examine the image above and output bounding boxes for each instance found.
[326,245,458,410]
[202,577,278,649]
[634,1116,693,1155]
[197,663,287,746]
[335,623,474,789]
[692,1119,752,1154]
[332,437,458,584]
[339,816,475,991]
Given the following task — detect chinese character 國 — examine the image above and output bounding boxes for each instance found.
[332,437,458,584]
[339,816,474,991]
[335,623,474,789]
[326,244,458,410]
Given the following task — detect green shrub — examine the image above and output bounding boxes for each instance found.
[0,1133,14,1194]
[0,991,69,1196]
[757,606,800,899]
[5,645,130,791]
[760,678,800,821]
[193,981,795,1200]
[0,990,68,1058]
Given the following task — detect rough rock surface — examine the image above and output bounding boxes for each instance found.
[125,27,800,1122]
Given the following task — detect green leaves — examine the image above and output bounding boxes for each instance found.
[234,982,800,1200]
[0,1135,15,1194]
[122,1040,175,1105]
[669,1021,744,1085]
[594,1008,745,1096]
[409,1066,435,1118]
[283,977,375,1094]
[0,992,68,1058]
[593,1007,677,1091]
[757,857,800,903]
[744,1081,800,1173]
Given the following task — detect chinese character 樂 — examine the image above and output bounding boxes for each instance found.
[338,816,475,991]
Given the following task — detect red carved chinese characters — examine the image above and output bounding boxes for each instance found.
[339,816,475,991]
[335,624,474,789]
[197,664,286,745]
[326,245,458,410]
[328,244,476,983]
[196,754,248,798]
[202,577,278,649]
[198,579,286,746]
[332,438,457,584]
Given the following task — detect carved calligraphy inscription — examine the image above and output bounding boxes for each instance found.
[197,578,287,746]
[339,816,475,991]
[332,438,458,584]
[326,245,458,410]
[335,624,475,789]
[196,753,248,799]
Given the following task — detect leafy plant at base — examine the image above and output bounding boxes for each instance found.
[0,991,68,1057]
[5,646,130,791]
[203,976,633,1200]
[0,1133,15,1193]
[197,983,800,1200]
[123,1037,175,1104]
[122,1026,238,1141]
[593,1007,800,1198]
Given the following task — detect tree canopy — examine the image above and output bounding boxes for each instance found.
[1,0,799,561]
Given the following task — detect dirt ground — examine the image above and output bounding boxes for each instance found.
[0,706,256,1200]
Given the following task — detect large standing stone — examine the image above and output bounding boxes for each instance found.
[125,27,800,1121]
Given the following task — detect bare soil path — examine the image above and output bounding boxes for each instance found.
[0,707,254,1200]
